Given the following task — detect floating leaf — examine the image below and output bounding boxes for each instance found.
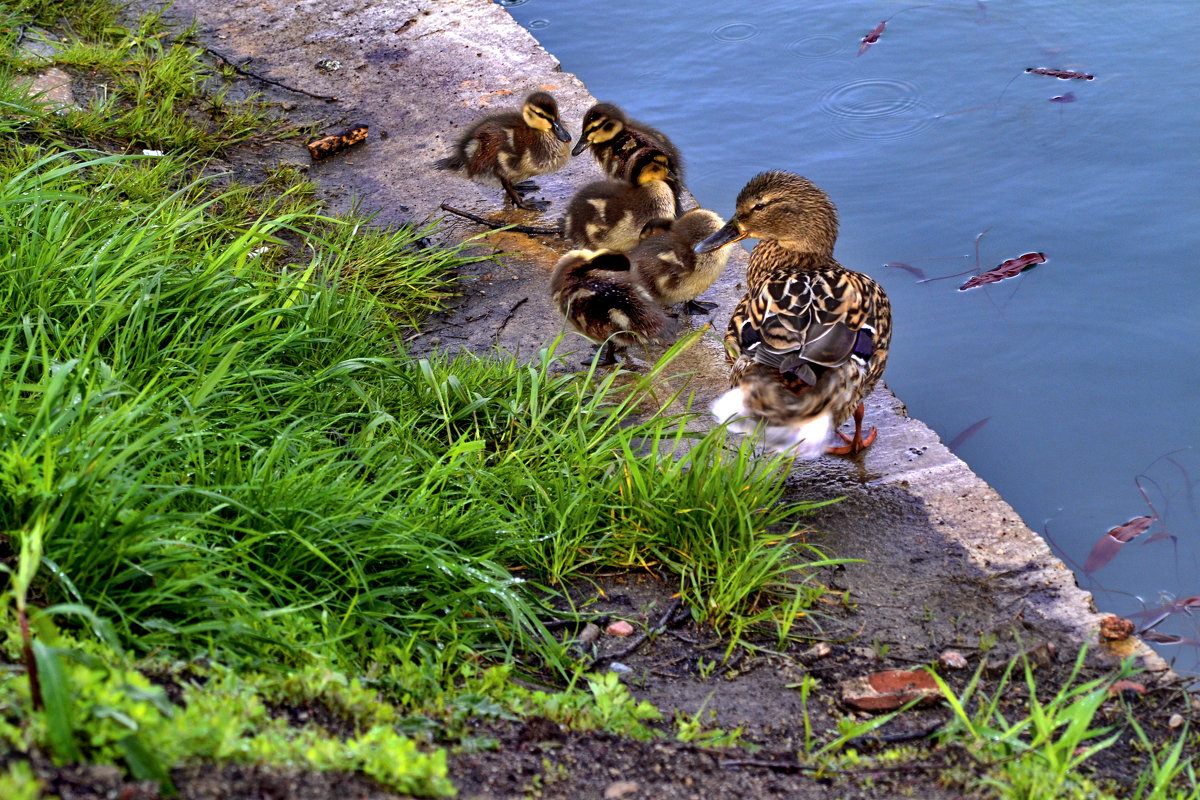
[1082,515,1155,574]
[959,252,1047,290]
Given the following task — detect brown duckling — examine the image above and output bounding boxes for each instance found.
[435,91,571,211]
[629,209,731,315]
[696,171,892,457]
[563,148,678,253]
[550,249,675,366]
[572,102,685,214]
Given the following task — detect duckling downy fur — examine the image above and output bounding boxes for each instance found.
[550,249,675,366]
[436,91,571,211]
[630,209,731,314]
[563,149,678,253]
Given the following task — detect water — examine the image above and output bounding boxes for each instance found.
[502,0,1200,673]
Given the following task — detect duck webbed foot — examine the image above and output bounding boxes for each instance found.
[513,180,541,192]
[683,299,718,314]
[825,402,878,455]
[502,178,551,211]
[582,341,621,367]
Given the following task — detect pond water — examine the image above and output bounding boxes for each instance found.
[501,0,1200,673]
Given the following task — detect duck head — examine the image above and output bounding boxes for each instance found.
[572,102,626,155]
[522,92,572,143]
[696,171,838,254]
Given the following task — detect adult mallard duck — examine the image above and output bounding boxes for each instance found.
[630,209,731,314]
[696,171,891,457]
[572,102,685,213]
[550,249,675,366]
[435,91,571,211]
[563,147,678,253]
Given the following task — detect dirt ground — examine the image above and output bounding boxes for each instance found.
[14,0,1197,797]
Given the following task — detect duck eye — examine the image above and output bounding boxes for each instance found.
[751,202,767,212]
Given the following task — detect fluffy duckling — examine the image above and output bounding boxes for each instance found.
[563,148,678,253]
[572,102,685,213]
[550,249,675,366]
[696,171,892,457]
[435,91,571,211]
[630,209,731,314]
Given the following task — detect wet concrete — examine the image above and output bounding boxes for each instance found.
[156,0,1168,676]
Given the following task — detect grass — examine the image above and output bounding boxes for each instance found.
[0,7,839,794]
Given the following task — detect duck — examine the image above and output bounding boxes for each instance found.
[435,91,572,211]
[550,248,675,366]
[629,209,731,315]
[563,148,678,253]
[572,102,685,214]
[695,171,892,457]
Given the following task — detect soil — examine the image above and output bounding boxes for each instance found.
[11,1,1198,798]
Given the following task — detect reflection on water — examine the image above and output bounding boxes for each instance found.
[502,0,1200,675]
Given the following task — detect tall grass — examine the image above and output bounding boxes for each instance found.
[1,150,830,678]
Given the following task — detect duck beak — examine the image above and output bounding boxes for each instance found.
[571,137,591,155]
[552,119,572,143]
[695,219,747,254]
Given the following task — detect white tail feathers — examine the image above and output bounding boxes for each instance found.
[711,387,834,458]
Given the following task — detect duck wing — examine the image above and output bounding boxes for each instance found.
[728,268,877,385]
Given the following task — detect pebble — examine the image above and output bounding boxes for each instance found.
[578,623,601,644]
[604,780,640,799]
[938,650,968,669]
[606,620,635,637]
[1168,713,1184,729]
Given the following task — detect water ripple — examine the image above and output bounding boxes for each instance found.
[819,80,934,140]
[820,79,922,119]
[526,18,550,30]
[495,0,528,6]
[712,22,758,42]
[789,34,844,59]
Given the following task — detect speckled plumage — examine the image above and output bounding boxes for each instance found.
[563,149,678,253]
[630,209,730,310]
[699,171,892,454]
[436,91,571,210]
[550,249,675,365]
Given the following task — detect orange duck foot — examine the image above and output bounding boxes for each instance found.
[825,402,877,455]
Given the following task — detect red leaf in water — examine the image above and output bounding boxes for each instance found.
[883,262,927,279]
[959,252,1047,290]
[1049,91,1077,103]
[948,417,990,452]
[858,20,886,56]
[1026,67,1095,80]
[1082,515,1155,574]
[1140,631,1200,647]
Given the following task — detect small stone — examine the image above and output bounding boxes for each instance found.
[842,669,941,712]
[577,623,601,644]
[608,662,631,673]
[1099,615,1135,642]
[939,650,968,669]
[1168,713,1184,729]
[606,620,635,637]
[798,642,832,662]
[604,780,640,799]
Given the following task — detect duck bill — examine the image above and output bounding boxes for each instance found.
[695,220,747,254]
[570,137,591,155]
[552,119,572,143]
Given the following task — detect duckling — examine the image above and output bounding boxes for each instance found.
[435,91,571,211]
[629,209,731,315]
[563,148,678,253]
[572,102,685,214]
[550,249,675,366]
[696,171,892,457]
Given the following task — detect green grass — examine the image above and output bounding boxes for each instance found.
[0,11,838,791]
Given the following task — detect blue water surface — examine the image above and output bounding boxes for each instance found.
[501,0,1200,673]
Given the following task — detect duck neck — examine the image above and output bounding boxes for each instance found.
[748,240,830,285]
